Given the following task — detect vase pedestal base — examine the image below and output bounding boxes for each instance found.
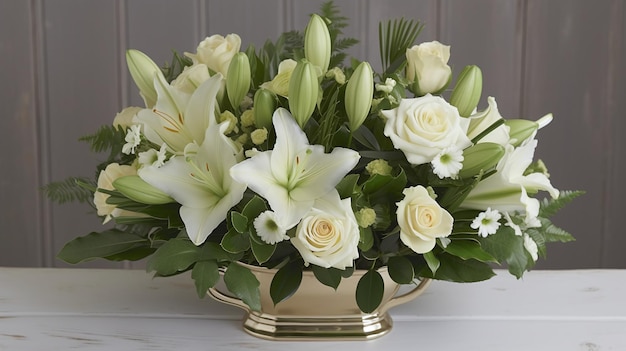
[241,311,393,341]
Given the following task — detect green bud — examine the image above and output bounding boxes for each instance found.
[253,88,276,129]
[355,208,377,228]
[304,14,331,74]
[450,65,483,117]
[126,49,163,108]
[505,119,538,146]
[113,175,174,205]
[226,52,251,111]
[458,142,505,179]
[288,60,319,128]
[345,62,374,131]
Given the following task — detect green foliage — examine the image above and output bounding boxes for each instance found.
[539,190,584,218]
[192,260,220,298]
[78,125,127,162]
[318,0,359,68]
[224,262,261,311]
[379,18,423,75]
[147,238,207,276]
[387,256,414,284]
[420,253,496,282]
[161,50,192,83]
[356,269,384,313]
[57,229,149,264]
[43,177,94,204]
[270,260,303,305]
[311,265,343,290]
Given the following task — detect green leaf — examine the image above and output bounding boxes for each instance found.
[224,262,261,311]
[356,270,384,313]
[230,211,249,234]
[444,239,498,263]
[423,251,441,275]
[42,177,94,204]
[538,218,576,243]
[479,227,528,278]
[250,239,276,264]
[201,242,244,262]
[362,170,407,197]
[539,190,584,218]
[358,227,374,251]
[379,18,423,75]
[191,260,220,298]
[57,230,148,264]
[387,256,414,284]
[221,228,250,254]
[335,174,360,199]
[270,261,303,305]
[311,265,342,290]
[423,253,496,282]
[146,238,203,276]
[241,196,268,221]
[104,246,155,261]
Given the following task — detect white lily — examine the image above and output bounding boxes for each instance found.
[135,73,222,155]
[138,121,246,245]
[230,108,360,229]
[461,139,558,219]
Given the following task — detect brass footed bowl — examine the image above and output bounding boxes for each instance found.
[208,262,431,341]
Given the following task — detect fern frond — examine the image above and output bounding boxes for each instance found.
[161,51,192,83]
[43,177,94,204]
[539,190,584,218]
[79,125,126,159]
[379,18,423,75]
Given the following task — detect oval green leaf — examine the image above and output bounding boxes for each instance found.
[356,270,384,313]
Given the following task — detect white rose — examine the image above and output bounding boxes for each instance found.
[406,41,451,94]
[171,64,211,94]
[290,190,359,269]
[112,106,142,129]
[93,163,145,224]
[396,186,453,254]
[382,94,471,165]
[185,34,241,77]
[260,59,297,97]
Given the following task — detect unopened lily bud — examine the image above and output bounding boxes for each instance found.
[345,62,374,131]
[458,142,505,179]
[288,60,319,128]
[226,52,251,111]
[126,49,163,108]
[304,14,331,74]
[253,88,276,129]
[113,175,174,205]
[450,65,483,117]
[505,119,538,146]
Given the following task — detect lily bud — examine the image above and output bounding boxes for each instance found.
[226,52,251,111]
[304,14,331,74]
[345,62,374,131]
[458,142,505,179]
[505,119,539,146]
[113,175,174,205]
[450,65,483,117]
[126,49,163,108]
[288,60,319,127]
[253,88,276,129]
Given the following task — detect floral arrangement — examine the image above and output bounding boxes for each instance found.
[48,3,581,313]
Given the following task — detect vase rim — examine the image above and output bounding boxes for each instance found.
[234,261,389,277]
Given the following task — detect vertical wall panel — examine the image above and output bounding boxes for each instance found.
[367,0,439,73]
[0,1,42,266]
[523,1,615,268]
[43,1,123,268]
[205,0,285,51]
[603,0,626,268]
[440,0,523,118]
[125,1,200,111]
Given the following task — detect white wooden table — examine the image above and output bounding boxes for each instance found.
[0,268,624,350]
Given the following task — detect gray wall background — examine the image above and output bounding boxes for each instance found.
[1,0,624,269]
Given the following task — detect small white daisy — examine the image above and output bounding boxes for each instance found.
[122,124,142,155]
[431,146,463,179]
[254,211,288,245]
[470,207,502,237]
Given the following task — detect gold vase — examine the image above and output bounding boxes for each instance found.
[207,262,431,341]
